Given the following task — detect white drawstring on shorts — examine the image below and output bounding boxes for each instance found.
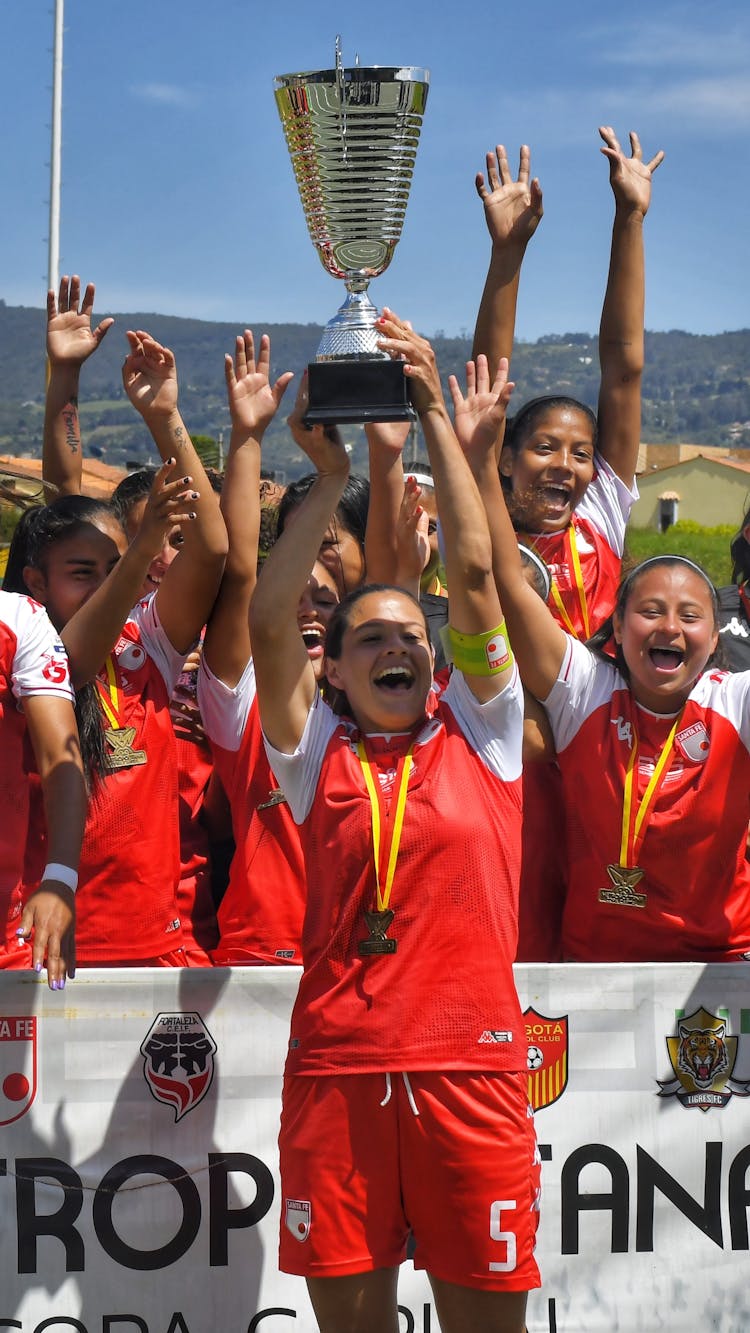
[379,1072,420,1116]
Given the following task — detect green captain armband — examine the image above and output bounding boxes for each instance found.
[440,621,513,677]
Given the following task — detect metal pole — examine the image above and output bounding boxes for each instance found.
[48,0,64,294]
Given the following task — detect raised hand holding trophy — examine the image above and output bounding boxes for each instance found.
[274,40,430,425]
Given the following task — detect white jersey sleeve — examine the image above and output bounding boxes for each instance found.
[198,653,255,752]
[263,690,339,824]
[129,593,189,696]
[441,664,524,782]
[541,636,621,754]
[576,451,639,558]
[1,591,74,702]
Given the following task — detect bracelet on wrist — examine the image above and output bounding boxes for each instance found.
[41,863,78,894]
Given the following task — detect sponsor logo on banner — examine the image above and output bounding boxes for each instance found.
[657,1006,750,1111]
[285,1198,311,1242]
[524,1008,568,1111]
[0,1015,37,1125]
[140,1011,217,1121]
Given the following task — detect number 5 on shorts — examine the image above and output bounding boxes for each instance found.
[489,1199,517,1272]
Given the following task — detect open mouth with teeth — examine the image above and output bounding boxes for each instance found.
[374,665,416,691]
[648,646,684,672]
[539,484,572,509]
[301,628,325,657]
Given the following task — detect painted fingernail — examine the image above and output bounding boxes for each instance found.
[34,962,43,974]
[182,475,191,484]
[59,978,66,990]
[15,926,25,936]
[191,491,199,500]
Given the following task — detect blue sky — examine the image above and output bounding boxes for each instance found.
[1,0,748,343]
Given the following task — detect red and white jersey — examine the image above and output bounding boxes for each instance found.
[0,592,73,955]
[528,453,637,638]
[544,637,750,962]
[264,668,526,1075]
[74,594,187,963]
[198,656,306,964]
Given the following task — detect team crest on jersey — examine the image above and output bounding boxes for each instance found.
[285,1198,311,1242]
[115,640,147,673]
[140,1012,217,1121]
[674,722,710,764]
[524,1008,568,1112]
[0,1016,37,1126]
[657,1007,750,1111]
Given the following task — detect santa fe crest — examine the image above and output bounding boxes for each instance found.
[140,1011,217,1121]
[0,1016,37,1126]
[524,1008,568,1111]
[657,1006,750,1111]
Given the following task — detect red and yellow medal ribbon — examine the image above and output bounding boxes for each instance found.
[618,711,683,868]
[545,526,591,642]
[96,654,122,730]
[356,738,414,914]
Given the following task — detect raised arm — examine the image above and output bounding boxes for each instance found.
[377,312,508,701]
[201,331,293,687]
[122,331,228,652]
[60,463,199,686]
[472,145,543,380]
[597,127,664,484]
[363,418,411,584]
[43,276,114,499]
[249,390,350,754]
[19,694,86,987]
[448,352,570,700]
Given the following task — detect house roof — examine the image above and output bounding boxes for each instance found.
[0,455,127,500]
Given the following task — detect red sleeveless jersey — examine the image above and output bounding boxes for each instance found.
[73,596,186,963]
[199,656,306,964]
[266,670,526,1074]
[545,638,750,962]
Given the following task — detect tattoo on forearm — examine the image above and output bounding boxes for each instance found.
[62,397,79,455]
[173,424,187,452]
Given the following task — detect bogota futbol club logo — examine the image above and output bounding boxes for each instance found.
[0,1016,37,1126]
[140,1012,217,1121]
[524,1008,568,1112]
[656,1006,750,1111]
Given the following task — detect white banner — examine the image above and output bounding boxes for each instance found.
[1,963,749,1332]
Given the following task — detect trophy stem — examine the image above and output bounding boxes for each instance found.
[316,285,387,362]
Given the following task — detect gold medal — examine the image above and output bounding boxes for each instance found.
[355,737,414,961]
[358,909,397,955]
[104,726,147,770]
[257,787,287,811]
[599,864,647,909]
[98,655,148,771]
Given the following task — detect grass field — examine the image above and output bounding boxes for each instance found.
[625,521,735,587]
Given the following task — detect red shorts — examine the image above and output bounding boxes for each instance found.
[278,1069,541,1292]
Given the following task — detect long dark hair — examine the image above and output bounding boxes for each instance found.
[730,506,750,585]
[4,497,122,786]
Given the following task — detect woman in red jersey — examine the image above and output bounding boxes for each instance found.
[0,588,85,988]
[5,330,227,966]
[471,128,663,962]
[250,316,540,1333]
[485,415,750,962]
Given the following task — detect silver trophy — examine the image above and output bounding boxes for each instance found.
[274,42,430,424]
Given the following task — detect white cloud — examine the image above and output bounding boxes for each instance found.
[130,83,193,107]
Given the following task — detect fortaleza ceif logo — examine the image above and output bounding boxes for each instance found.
[657,1006,750,1111]
[524,1008,568,1112]
[140,1012,217,1121]
[0,1016,37,1125]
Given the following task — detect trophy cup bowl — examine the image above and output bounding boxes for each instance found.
[274,57,429,424]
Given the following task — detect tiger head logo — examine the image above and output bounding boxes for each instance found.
[657,1006,750,1111]
[676,1023,729,1089]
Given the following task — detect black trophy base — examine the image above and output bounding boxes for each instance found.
[303,359,416,426]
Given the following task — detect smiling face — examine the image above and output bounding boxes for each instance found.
[282,503,366,597]
[613,563,719,712]
[124,496,183,597]
[23,517,128,630]
[324,589,434,734]
[297,560,339,682]
[501,405,596,534]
